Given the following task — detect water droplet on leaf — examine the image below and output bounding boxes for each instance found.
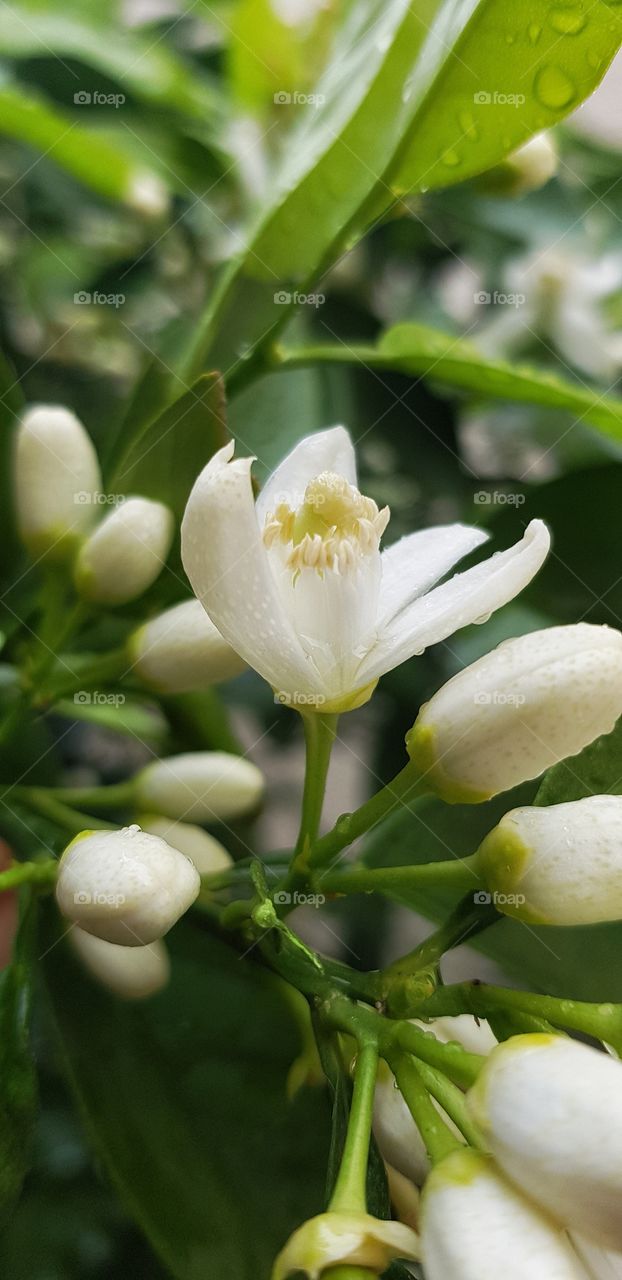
[534,64,577,109]
[550,8,586,32]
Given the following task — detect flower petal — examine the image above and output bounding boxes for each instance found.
[358,519,550,685]
[377,524,490,628]
[255,426,356,523]
[181,448,322,695]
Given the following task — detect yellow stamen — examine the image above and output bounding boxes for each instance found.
[262,472,389,575]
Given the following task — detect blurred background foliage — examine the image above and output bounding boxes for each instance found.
[2,0,622,1276]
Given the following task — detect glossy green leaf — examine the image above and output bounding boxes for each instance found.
[43,916,330,1280]
[0,84,164,210]
[185,0,622,378]
[0,898,38,1225]
[0,9,220,121]
[279,323,622,442]
[109,373,228,518]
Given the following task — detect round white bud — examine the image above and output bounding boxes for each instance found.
[70,927,169,999]
[55,825,200,945]
[130,599,245,693]
[407,624,622,803]
[467,1034,622,1250]
[139,815,233,875]
[134,752,264,823]
[477,795,622,925]
[13,404,101,558]
[421,1149,587,1280]
[74,496,173,605]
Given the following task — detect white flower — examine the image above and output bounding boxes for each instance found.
[421,1149,587,1280]
[70,927,169,999]
[13,405,101,558]
[181,428,549,713]
[477,796,622,925]
[130,599,246,693]
[55,824,200,945]
[272,1210,419,1280]
[139,815,233,875]
[407,624,622,802]
[134,752,264,823]
[467,1034,622,1250]
[374,1017,497,1185]
[74,496,173,605]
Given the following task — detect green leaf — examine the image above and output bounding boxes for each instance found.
[0,7,220,121]
[185,0,622,379]
[279,323,622,443]
[108,373,228,519]
[0,898,38,1225]
[0,84,164,210]
[535,717,622,807]
[43,915,330,1280]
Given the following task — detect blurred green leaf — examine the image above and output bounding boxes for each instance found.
[0,897,38,1226]
[0,83,164,209]
[43,916,330,1280]
[279,322,622,443]
[109,372,228,518]
[0,7,220,121]
[186,0,622,377]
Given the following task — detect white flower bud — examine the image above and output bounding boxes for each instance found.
[421,1149,587,1280]
[272,1210,419,1280]
[139,815,233,875]
[479,132,558,197]
[477,796,622,925]
[55,824,200,945]
[134,752,264,823]
[13,405,101,558]
[373,1017,497,1185]
[467,1034,622,1250]
[74,496,173,605]
[407,624,622,803]
[130,599,246,693]
[70,927,169,999]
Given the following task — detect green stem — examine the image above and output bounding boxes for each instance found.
[317,854,481,899]
[388,1050,463,1166]
[37,647,130,704]
[19,788,115,834]
[329,1039,379,1214]
[413,1059,485,1150]
[308,761,429,869]
[417,982,622,1051]
[384,894,498,981]
[288,712,338,886]
[0,859,57,892]
[19,781,135,811]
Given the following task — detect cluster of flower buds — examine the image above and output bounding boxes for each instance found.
[13,404,173,604]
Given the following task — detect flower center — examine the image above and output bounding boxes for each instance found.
[262,471,390,575]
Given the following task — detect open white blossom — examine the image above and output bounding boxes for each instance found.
[467,1034,622,1250]
[181,428,549,712]
[422,1149,587,1280]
